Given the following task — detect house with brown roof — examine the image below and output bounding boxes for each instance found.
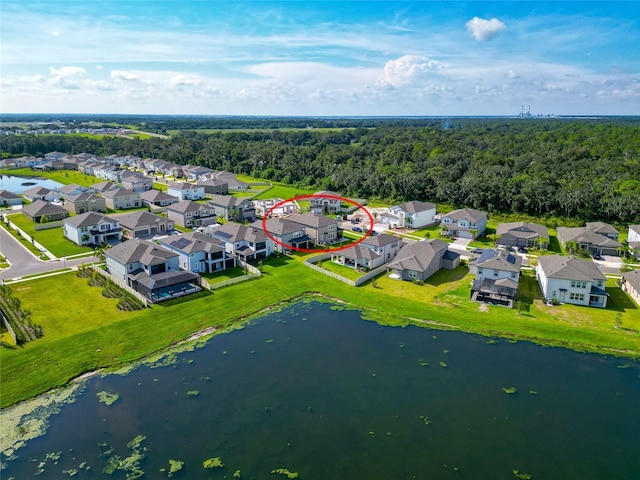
[102,188,142,210]
[287,212,340,245]
[63,192,106,214]
[440,208,488,239]
[21,199,69,222]
[250,218,311,252]
[116,211,174,239]
[536,255,608,308]
[121,172,153,192]
[166,200,217,228]
[387,239,460,282]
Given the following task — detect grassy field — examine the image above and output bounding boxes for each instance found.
[0,168,99,188]
[318,259,365,281]
[2,250,640,408]
[7,213,92,257]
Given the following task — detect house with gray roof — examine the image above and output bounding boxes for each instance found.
[116,211,174,239]
[379,201,437,229]
[287,212,340,245]
[310,190,342,214]
[496,222,549,249]
[207,195,255,221]
[21,200,69,222]
[141,189,180,208]
[536,255,608,308]
[121,172,153,192]
[167,182,205,201]
[105,238,201,303]
[157,232,228,273]
[63,212,121,246]
[469,249,522,307]
[166,200,217,228]
[0,190,24,207]
[63,192,106,214]
[250,218,310,252]
[628,225,640,259]
[58,183,93,197]
[195,178,229,195]
[557,223,622,256]
[331,233,402,270]
[621,270,640,307]
[204,171,249,191]
[440,208,487,239]
[387,239,460,282]
[102,188,142,210]
[206,222,273,262]
[22,186,61,203]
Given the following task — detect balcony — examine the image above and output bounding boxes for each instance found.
[89,226,122,235]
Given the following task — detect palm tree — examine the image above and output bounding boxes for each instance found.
[94,243,112,266]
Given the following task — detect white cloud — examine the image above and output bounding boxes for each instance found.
[110,69,139,81]
[169,74,202,87]
[49,66,85,76]
[378,55,446,87]
[466,17,506,42]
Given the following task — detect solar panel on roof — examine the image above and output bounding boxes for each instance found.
[214,231,233,240]
[171,238,191,249]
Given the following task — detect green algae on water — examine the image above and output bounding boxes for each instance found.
[271,468,299,478]
[96,391,119,406]
[167,459,184,477]
[203,457,224,468]
[502,387,517,394]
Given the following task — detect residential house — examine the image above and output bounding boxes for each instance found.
[628,225,640,259]
[167,182,205,201]
[496,222,549,249]
[536,255,608,308]
[0,190,23,207]
[63,212,121,246]
[44,151,67,161]
[166,200,217,228]
[121,172,153,192]
[90,181,119,193]
[195,178,229,195]
[32,159,64,171]
[57,183,92,197]
[141,189,180,208]
[13,156,44,168]
[621,270,640,307]
[469,249,522,307]
[387,239,460,282]
[250,217,311,252]
[21,199,69,222]
[440,208,488,239]
[105,239,201,303]
[184,165,214,181]
[556,222,622,256]
[252,198,298,218]
[22,187,61,203]
[63,192,107,214]
[158,232,227,273]
[331,233,402,270]
[77,160,101,175]
[310,191,342,214]
[206,171,248,191]
[117,211,174,239]
[287,212,340,245]
[206,221,274,262]
[379,201,437,229]
[102,188,142,210]
[207,195,256,222]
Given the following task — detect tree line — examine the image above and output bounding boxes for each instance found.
[2,117,639,224]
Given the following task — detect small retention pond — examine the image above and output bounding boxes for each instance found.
[2,301,639,479]
[0,175,63,194]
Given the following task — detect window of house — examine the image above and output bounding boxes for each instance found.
[478,268,483,275]
[408,270,417,278]
[493,270,499,277]
[511,272,516,278]
[570,293,585,301]
[571,281,587,289]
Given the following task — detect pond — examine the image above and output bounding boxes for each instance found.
[1,301,639,479]
[0,175,63,194]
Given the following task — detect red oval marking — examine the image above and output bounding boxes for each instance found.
[261,194,374,253]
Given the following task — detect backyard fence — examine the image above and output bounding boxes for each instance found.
[305,253,389,287]
[201,258,262,290]
[34,220,64,231]
[90,265,150,307]
[0,309,17,345]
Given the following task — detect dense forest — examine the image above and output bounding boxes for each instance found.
[2,118,640,224]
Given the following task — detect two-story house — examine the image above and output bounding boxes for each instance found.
[167,182,205,201]
[63,212,121,246]
[469,249,522,307]
[252,198,298,218]
[140,189,180,208]
[63,192,107,215]
[206,222,274,262]
[536,255,608,308]
[627,225,640,259]
[309,191,342,214]
[207,195,256,222]
[387,239,460,282]
[557,222,622,256]
[121,172,153,192]
[166,200,217,228]
[158,232,227,273]
[22,187,61,203]
[287,212,340,246]
[621,270,640,307]
[105,239,201,303]
[440,208,488,239]
[379,201,437,229]
[117,211,174,239]
[496,222,549,249]
[250,218,311,252]
[331,233,402,270]
[102,188,142,210]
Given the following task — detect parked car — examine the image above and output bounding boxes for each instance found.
[370,230,379,236]
[470,248,484,254]
[352,227,363,233]
[517,247,528,253]
[592,253,603,261]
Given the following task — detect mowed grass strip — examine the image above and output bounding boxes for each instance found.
[8,213,92,257]
[2,254,640,408]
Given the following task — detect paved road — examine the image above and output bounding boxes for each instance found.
[0,226,92,281]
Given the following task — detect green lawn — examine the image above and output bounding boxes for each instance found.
[3,250,640,408]
[318,259,365,281]
[7,213,92,257]
[201,266,247,282]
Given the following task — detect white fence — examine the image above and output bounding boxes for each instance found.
[34,220,64,231]
[201,258,261,290]
[90,265,150,306]
[305,253,388,287]
[0,309,17,345]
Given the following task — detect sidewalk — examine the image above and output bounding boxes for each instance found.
[3,218,56,260]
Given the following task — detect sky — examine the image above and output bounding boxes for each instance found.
[1,1,639,116]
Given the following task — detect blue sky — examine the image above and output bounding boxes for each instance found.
[1,1,638,115]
